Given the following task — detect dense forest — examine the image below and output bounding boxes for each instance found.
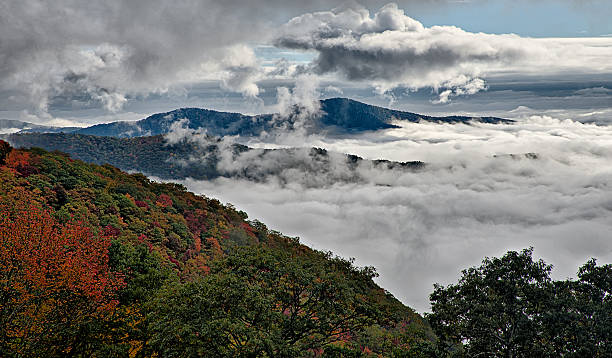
[0,141,609,357]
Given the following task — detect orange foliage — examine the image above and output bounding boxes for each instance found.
[0,200,124,349]
[4,149,30,167]
[206,237,223,257]
[4,150,39,177]
[183,255,211,280]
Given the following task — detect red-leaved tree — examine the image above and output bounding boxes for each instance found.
[0,200,124,356]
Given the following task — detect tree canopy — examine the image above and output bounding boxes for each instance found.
[428,248,611,357]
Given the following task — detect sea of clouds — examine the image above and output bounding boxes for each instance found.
[176,115,612,312]
[10,0,609,313]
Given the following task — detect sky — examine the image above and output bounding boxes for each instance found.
[2,0,612,312]
[1,0,612,125]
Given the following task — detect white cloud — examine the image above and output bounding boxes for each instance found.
[0,0,282,120]
[275,3,612,102]
[176,115,612,312]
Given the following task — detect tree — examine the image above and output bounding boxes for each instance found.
[549,259,612,357]
[145,246,403,357]
[428,248,555,357]
[0,200,124,356]
[0,140,11,165]
[575,259,611,355]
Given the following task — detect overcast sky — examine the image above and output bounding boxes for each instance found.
[1,0,612,125]
[2,1,612,312]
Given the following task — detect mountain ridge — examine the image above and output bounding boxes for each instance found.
[0,118,80,134]
[0,98,513,138]
[75,98,513,138]
[6,132,425,185]
[0,140,434,355]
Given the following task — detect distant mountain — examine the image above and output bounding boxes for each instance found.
[77,108,262,138]
[7,132,424,186]
[319,98,512,130]
[74,98,513,138]
[0,119,79,134]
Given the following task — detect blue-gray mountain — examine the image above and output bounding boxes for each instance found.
[1,99,516,186]
[74,98,513,138]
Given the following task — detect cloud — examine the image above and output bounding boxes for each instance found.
[161,107,426,187]
[2,0,397,121]
[275,3,612,102]
[274,75,322,120]
[2,0,311,120]
[4,1,612,123]
[173,115,612,312]
[218,45,263,98]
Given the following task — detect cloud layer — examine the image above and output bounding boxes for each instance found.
[1,0,296,119]
[177,115,612,312]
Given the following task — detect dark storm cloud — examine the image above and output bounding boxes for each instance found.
[2,1,302,116]
[1,1,447,119]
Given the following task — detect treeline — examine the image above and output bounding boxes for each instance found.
[6,133,224,180]
[6,132,424,185]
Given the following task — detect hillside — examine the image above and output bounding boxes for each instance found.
[73,98,513,138]
[6,132,425,185]
[0,141,435,357]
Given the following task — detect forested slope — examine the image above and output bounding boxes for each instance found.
[7,132,425,184]
[0,141,435,357]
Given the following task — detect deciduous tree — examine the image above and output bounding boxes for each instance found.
[0,201,124,356]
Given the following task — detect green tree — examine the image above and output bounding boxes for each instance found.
[427,248,555,357]
[145,246,397,357]
[548,259,612,357]
[575,259,611,355]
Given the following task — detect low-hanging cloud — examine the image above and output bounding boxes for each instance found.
[162,112,425,187]
[172,115,612,312]
[275,3,612,102]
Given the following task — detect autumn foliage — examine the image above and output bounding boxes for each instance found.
[0,200,124,355]
[0,143,434,356]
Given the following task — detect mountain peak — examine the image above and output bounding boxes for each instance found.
[25,97,514,139]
